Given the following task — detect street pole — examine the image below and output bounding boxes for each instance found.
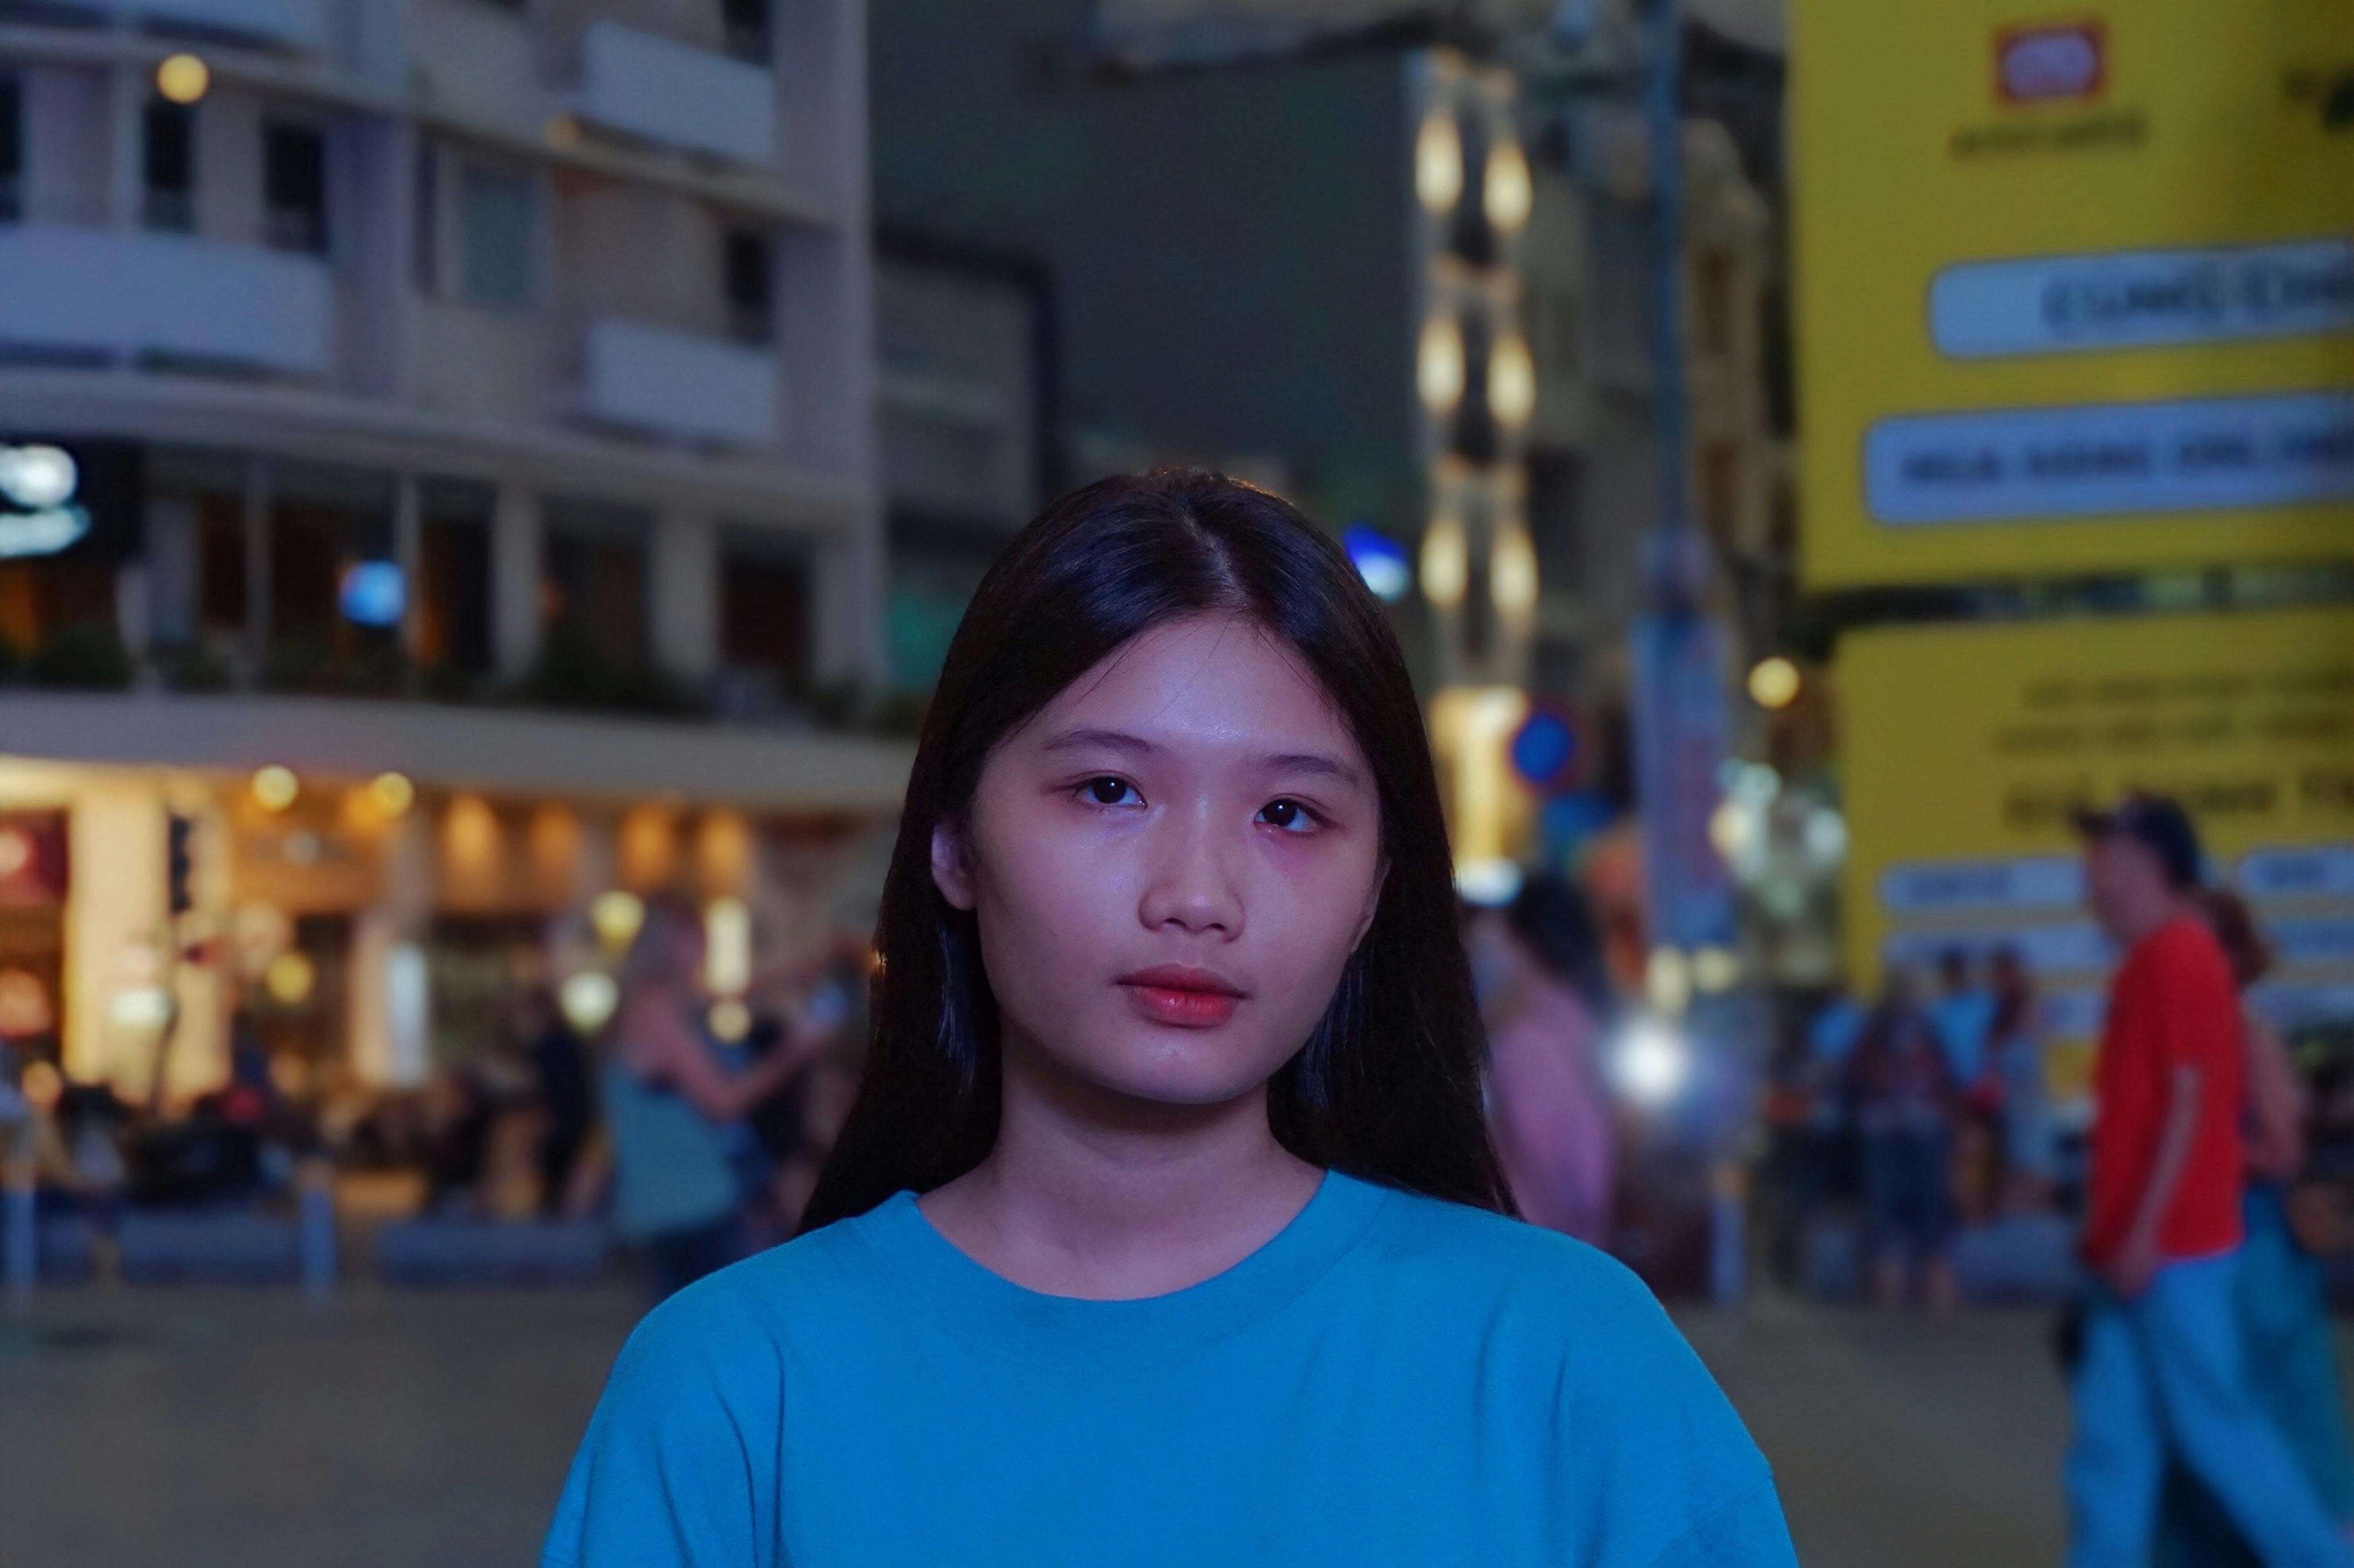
[1625,0,1746,1308]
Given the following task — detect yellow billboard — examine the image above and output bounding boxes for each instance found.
[1792,0,2354,589]
[1839,609,2354,1089]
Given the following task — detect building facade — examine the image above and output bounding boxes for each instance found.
[0,0,902,1118]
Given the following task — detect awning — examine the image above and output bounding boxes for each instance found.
[0,692,916,815]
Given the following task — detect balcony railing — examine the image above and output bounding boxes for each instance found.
[574,21,775,166]
[580,318,780,448]
[105,0,330,51]
[0,226,332,376]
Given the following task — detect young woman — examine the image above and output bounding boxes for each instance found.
[544,472,1794,1567]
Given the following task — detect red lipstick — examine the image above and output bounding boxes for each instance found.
[1117,964,1245,1028]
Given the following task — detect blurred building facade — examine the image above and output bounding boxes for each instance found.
[0,0,903,1110]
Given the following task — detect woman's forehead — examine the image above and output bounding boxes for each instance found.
[1029,616,1359,758]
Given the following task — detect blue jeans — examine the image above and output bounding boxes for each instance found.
[2068,1249,2354,1568]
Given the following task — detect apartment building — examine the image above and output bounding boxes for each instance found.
[0,0,903,1108]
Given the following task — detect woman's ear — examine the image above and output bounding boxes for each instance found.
[1348,856,1388,951]
[931,819,976,911]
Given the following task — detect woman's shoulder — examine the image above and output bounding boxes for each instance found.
[616,1211,894,1371]
[1349,1177,1670,1332]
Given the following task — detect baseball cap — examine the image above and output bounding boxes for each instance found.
[2071,792,2203,889]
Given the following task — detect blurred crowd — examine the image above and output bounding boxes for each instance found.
[0,916,872,1292]
[1760,895,2354,1315]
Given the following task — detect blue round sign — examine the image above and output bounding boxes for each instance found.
[1509,707,1580,788]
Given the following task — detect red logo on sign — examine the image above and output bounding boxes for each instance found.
[1994,20,2106,103]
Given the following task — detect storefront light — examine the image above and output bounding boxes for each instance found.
[1610,1016,1692,1108]
[1645,946,1693,1016]
[1417,316,1467,413]
[705,896,752,996]
[1490,525,1538,623]
[1747,656,1802,710]
[251,765,299,812]
[155,52,210,105]
[1487,334,1536,427]
[107,986,172,1033]
[1420,514,1468,610]
[707,997,752,1044]
[1483,138,1533,232]
[368,772,415,816]
[560,970,619,1033]
[1692,946,1743,994]
[591,889,646,953]
[1414,110,1465,214]
[264,950,316,1005]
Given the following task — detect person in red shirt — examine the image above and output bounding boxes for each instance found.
[2064,794,2353,1568]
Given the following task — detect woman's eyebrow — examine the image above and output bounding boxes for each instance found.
[1038,726,1157,757]
[1264,752,1362,787]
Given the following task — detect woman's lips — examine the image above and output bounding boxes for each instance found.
[1117,966,1244,1029]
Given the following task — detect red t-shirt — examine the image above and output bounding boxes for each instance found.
[2083,916,2245,1266]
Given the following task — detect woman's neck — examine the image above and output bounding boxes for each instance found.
[917,1035,1323,1301]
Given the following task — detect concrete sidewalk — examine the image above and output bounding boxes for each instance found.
[0,1283,2301,1567]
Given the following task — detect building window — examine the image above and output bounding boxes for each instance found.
[412,145,439,292]
[724,226,773,344]
[0,75,22,224]
[458,163,534,310]
[1698,439,1741,552]
[541,502,648,665]
[721,536,810,684]
[1694,249,1736,359]
[418,480,494,681]
[722,0,770,61]
[264,122,328,255]
[144,99,196,233]
[268,464,398,683]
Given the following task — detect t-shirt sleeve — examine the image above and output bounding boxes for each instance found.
[1644,1478,1799,1568]
[2148,935,2241,1076]
[1543,1252,1800,1568]
[541,1283,782,1568]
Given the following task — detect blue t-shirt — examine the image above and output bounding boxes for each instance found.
[1928,989,1998,1085]
[544,1170,1795,1567]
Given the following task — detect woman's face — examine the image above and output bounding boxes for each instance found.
[935,614,1386,1111]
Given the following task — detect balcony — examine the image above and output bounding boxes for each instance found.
[105,0,329,51]
[580,318,779,448]
[574,21,776,166]
[0,226,331,376]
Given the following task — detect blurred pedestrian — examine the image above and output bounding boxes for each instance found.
[524,986,595,1219]
[1848,988,1959,1309]
[2063,793,2354,1568]
[1466,874,1616,1245]
[1988,948,2056,1216]
[546,473,1795,1566]
[2155,891,2354,1565]
[602,898,805,1302]
[1928,949,1996,1088]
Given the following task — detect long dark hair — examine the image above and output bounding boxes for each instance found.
[801,471,1506,1230]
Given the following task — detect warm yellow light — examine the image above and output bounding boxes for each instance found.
[705,896,752,997]
[368,772,416,816]
[1490,525,1538,623]
[1708,798,1755,861]
[707,997,752,1044]
[618,804,677,891]
[443,793,500,872]
[1420,514,1468,609]
[559,970,620,1033]
[695,809,752,896]
[1414,110,1464,214]
[1693,946,1743,994]
[590,890,645,953]
[21,1059,63,1111]
[1429,684,1529,871]
[264,950,316,1005]
[251,765,299,812]
[1487,333,1536,426]
[1645,946,1693,1016]
[0,827,28,879]
[155,53,210,106]
[1748,656,1803,711]
[1416,316,1466,413]
[1483,138,1533,232]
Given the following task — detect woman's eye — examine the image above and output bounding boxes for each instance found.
[1259,798,1316,833]
[1082,777,1140,807]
